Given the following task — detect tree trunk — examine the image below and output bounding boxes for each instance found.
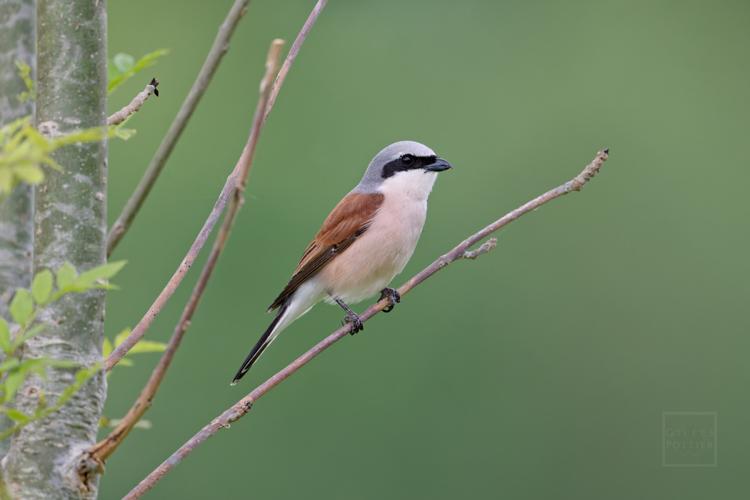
[2,0,108,497]
[0,0,35,460]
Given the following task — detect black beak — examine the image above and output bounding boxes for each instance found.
[424,157,453,172]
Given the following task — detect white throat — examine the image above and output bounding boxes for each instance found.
[378,169,438,201]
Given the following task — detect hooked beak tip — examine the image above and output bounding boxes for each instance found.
[425,157,453,172]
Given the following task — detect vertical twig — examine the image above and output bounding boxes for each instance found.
[102,0,327,373]
[107,0,252,256]
[87,0,327,468]
[263,0,327,123]
[87,39,285,466]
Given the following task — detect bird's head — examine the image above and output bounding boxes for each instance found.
[356,141,452,198]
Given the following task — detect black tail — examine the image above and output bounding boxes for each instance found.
[231,304,287,385]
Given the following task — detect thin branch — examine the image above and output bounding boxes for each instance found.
[103,0,324,372]
[123,148,611,499]
[103,39,288,373]
[85,0,325,471]
[107,0,252,256]
[107,78,159,126]
[88,39,284,467]
[462,237,497,259]
[263,0,327,123]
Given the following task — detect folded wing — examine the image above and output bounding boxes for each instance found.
[268,191,385,311]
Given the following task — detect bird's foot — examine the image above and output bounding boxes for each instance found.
[343,312,364,335]
[379,287,401,313]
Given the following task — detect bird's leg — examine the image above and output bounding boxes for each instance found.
[332,296,364,335]
[378,287,401,313]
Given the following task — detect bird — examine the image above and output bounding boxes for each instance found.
[231,140,452,384]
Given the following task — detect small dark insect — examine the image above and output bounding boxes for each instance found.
[149,77,160,97]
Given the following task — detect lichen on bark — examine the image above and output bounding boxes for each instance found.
[1,0,109,498]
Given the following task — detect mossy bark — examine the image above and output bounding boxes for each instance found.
[0,0,35,461]
[1,0,108,497]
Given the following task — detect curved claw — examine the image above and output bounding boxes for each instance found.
[379,287,401,313]
[344,312,364,335]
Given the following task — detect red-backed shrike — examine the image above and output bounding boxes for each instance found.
[232,141,452,383]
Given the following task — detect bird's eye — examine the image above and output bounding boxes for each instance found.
[401,154,415,165]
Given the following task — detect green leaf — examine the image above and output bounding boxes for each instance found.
[19,358,50,379]
[0,318,10,354]
[4,408,30,424]
[50,126,108,148]
[31,269,54,305]
[128,340,168,355]
[113,53,135,73]
[114,328,131,347]
[11,324,45,351]
[108,49,168,94]
[4,371,26,402]
[56,262,77,290]
[15,60,34,102]
[9,289,33,326]
[0,116,28,140]
[112,125,136,140]
[39,154,63,172]
[15,61,33,91]
[118,358,134,367]
[50,261,126,303]
[75,260,127,288]
[0,358,20,373]
[108,417,152,430]
[0,113,133,200]
[0,169,14,193]
[12,164,44,184]
[44,359,79,369]
[134,419,153,430]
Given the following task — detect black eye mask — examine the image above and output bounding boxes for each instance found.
[381,155,437,178]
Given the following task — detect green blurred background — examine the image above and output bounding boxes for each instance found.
[102,0,749,498]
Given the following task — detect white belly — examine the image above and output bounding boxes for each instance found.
[319,186,429,304]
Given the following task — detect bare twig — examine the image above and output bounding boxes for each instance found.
[88,40,285,467]
[124,148,610,498]
[264,0,327,123]
[103,40,288,373]
[86,0,324,472]
[107,78,159,126]
[104,0,325,372]
[107,0,252,256]
[462,237,497,259]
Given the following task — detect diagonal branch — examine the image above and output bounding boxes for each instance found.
[107,0,252,256]
[263,0,327,123]
[107,78,159,126]
[103,0,326,373]
[102,38,287,373]
[87,1,327,471]
[86,38,285,468]
[123,148,610,499]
